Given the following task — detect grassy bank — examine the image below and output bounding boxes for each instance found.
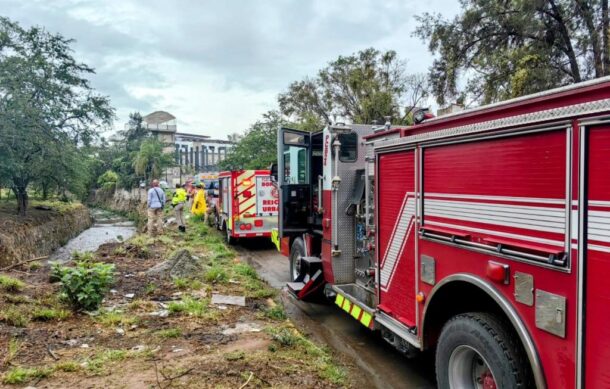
[0,216,350,387]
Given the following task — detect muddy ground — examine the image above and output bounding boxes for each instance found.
[0,219,359,388]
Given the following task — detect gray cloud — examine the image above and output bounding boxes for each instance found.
[0,0,460,137]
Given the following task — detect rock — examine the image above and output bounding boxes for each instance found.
[146,249,205,279]
[211,294,246,307]
[148,310,169,317]
[116,328,125,336]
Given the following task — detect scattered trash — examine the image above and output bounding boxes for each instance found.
[116,328,125,336]
[131,345,146,352]
[211,294,246,307]
[217,305,228,310]
[81,344,90,348]
[110,289,118,294]
[149,310,169,317]
[172,292,183,296]
[222,322,262,335]
[124,293,135,299]
[172,348,184,353]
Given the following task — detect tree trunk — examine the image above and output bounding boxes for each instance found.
[602,0,610,75]
[547,0,582,82]
[42,182,49,201]
[15,186,28,216]
[576,0,603,77]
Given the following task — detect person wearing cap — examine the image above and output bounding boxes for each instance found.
[191,182,208,222]
[172,183,188,232]
[147,179,166,236]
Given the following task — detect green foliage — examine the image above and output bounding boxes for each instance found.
[219,111,287,170]
[133,138,174,183]
[264,304,287,321]
[224,350,245,361]
[53,256,115,311]
[278,48,428,127]
[414,1,610,105]
[167,296,215,319]
[0,275,25,292]
[204,265,228,283]
[97,170,119,190]
[2,366,53,385]
[156,328,182,339]
[0,17,114,215]
[31,307,71,321]
[95,309,138,327]
[0,306,29,327]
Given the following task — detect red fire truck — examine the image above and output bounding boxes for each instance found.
[273,77,610,388]
[216,170,278,244]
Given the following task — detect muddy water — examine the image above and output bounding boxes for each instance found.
[238,240,436,389]
[49,208,136,263]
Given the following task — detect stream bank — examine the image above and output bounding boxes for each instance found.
[0,201,92,267]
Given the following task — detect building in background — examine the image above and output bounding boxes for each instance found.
[134,111,234,184]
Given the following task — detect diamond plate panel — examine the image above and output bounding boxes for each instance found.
[514,272,534,306]
[535,290,566,338]
[375,98,610,150]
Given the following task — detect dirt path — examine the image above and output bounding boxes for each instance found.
[237,239,436,389]
[0,221,356,388]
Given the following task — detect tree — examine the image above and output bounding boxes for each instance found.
[0,17,114,215]
[132,138,174,183]
[415,0,610,106]
[278,48,429,128]
[219,111,289,170]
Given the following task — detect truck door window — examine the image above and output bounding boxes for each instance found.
[283,145,309,184]
[339,133,358,162]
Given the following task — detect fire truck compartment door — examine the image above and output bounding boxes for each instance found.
[584,125,610,388]
[278,127,311,234]
[377,149,417,328]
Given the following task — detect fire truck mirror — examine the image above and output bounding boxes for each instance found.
[269,163,278,182]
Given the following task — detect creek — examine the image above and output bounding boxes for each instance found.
[49,208,136,263]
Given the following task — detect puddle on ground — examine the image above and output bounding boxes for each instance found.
[49,208,136,263]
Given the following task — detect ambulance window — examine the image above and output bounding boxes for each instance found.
[339,133,358,162]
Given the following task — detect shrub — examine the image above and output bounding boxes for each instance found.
[156,328,182,339]
[0,306,29,327]
[0,275,25,292]
[53,259,115,311]
[97,170,119,190]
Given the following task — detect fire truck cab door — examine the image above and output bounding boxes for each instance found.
[583,125,610,388]
[278,128,311,236]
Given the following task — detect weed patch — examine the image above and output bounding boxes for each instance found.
[31,307,71,321]
[0,306,29,327]
[95,310,139,327]
[204,265,228,283]
[2,366,53,384]
[0,275,25,292]
[155,328,182,339]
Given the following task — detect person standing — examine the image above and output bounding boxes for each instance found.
[191,183,208,222]
[172,183,187,233]
[147,179,166,236]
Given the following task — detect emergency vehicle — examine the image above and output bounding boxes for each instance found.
[216,170,278,244]
[273,77,610,388]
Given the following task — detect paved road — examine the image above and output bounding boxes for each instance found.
[236,239,436,389]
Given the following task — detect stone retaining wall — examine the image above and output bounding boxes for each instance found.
[0,204,92,267]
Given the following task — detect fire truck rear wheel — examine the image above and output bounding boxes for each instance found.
[289,238,305,282]
[225,225,236,245]
[435,312,531,389]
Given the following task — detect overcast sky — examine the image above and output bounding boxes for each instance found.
[1,0,460,139]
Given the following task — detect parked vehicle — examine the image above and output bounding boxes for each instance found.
[274,77,610,389]
[216,170,278,244]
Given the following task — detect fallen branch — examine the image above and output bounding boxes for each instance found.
[239,372,254,389]
[1,256,49,271]
[47,345,59,361]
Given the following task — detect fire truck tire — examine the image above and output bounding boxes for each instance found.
[435,312,531,389]
[289,238,305,282]
[225,226,236,245]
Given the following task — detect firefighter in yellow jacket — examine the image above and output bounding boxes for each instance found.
[191,183,207,222]
[172,183,187,233]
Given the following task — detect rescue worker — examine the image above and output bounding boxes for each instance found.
[172,183,187,233]
[191,182,207,222]
[147,179,166,236]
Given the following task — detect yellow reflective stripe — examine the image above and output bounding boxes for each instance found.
[335,294,345,307]
[351,305,362,320]
[361,312,373,328]
[342,299,351,313]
